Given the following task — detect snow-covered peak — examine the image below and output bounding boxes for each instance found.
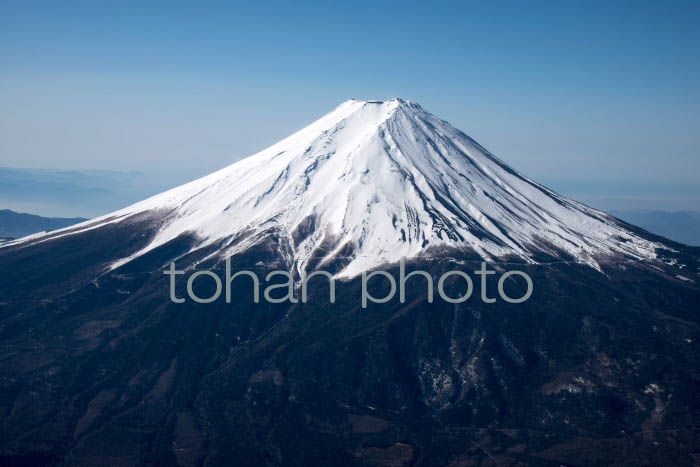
[7,99,660,277]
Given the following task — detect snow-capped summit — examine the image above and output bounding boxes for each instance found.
[7,99,660,276]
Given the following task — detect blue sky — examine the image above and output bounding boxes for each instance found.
[1,0,699,211]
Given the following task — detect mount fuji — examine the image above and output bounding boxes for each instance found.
[0,100,698,466]
[5,99,659,278]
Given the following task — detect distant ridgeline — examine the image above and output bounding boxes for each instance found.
[0,209,87,239]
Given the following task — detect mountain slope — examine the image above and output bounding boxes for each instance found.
[4,99,659,277]
[0,99,698,466]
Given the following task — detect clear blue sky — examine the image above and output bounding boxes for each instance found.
[1,0,699,209]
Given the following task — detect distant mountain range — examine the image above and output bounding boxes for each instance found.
[611,209,700,246]
[0,209,86,239]
[0,167,194,218]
